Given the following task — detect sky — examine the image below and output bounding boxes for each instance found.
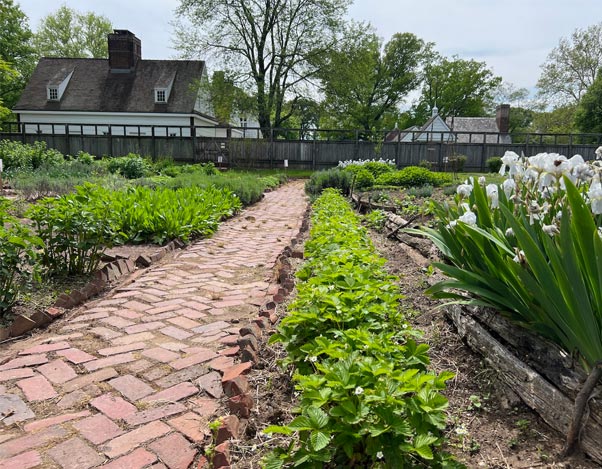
[15,0,602,97]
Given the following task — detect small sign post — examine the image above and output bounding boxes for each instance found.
[284,159,288,176]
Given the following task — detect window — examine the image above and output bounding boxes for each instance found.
[48,87,58,100]
[239,117,248,128]
[155,89,166,103]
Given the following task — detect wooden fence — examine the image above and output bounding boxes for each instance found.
[2,122,601,171]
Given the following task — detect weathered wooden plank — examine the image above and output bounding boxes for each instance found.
[447,305,602,464]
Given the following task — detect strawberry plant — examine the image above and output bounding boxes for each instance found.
[266,190,460,468]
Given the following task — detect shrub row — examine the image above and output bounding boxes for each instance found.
[266,189,459,468]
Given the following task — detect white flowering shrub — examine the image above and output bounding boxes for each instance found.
[414,150,602,371]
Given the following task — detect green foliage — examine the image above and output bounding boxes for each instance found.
[33,5,113,58]
[106,154,151,179]
[0,0,36,109]
[0,204,41,317]
[109,185,241,245]
[266,190,459,468]
[344,161,394,179]
[414,54,501,120]
[0,140,64,171]
[447,155,466,172]
[416,175,602,371]
[407,185,434,198]
[376,167,451,188]
[353,168,375,191]
[317,27,429,134]
[486,157,502,173]
[305,169,353,198]
[575,70,602,133]
[363,209,387,231]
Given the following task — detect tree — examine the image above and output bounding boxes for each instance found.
[33,5,113,58]
[317,28,429,136]
[537,23,602,106]
[0,60,18,121]
[173,0,350,136]
[413,55,501,121]
[0,0,36,110]
[530,105,577,134]
[574,70,602,134]
[202,71,256,124]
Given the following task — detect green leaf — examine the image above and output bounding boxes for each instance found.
[310,430,330,451]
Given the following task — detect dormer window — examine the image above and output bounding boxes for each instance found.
[155,89,167,103]
[48,87,59,101]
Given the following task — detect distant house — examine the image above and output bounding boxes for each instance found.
[13,30,237,138]
[385,105,512,144]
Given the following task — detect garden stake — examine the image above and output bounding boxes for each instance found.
[563,360,602,456]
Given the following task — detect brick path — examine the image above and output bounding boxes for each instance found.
[0,181,307,469]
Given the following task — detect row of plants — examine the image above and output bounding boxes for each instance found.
[416,150,602,371]
[305,160,452,197]
[265,190,460,468]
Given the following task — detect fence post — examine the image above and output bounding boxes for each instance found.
[568,134,573,157]
[396,132,401,168]
[312,137,317,171]
[108,125,113,157]
[191,125,197,163]
[481,134,486,172]
[65,124,71,156]
[270,128,274,169]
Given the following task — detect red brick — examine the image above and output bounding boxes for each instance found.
[167,316,201,330]
[170,350,218,370]
[98,342,147,356]
[109,374,154,401]
[192,321,230,334]
[24,410,90,433]
[102,448,158,469]
[168,411,209,442]
[142,347,180,363]
[17,375,57,401]
[141,382,198,404]
[91,394,137,420]
[159,326,193,340]
[0,354,48,371]
[113,309,142,319]
[216,415,240,444]
[37,359,77,384]
[19,341,70,356]
[212,441,230,468]
[112,331,156,345]
[219,346,240,357]
[124,322,165,334]
[196,371,223,399]
[90,326,123,340]
[212,299,245,308]
[209,356,235,372]
[102,421,171,458]
[222,375,250,398]
[240,346,258,364]
[56,348,96,364]
[73,413,124,444]
[189,397,220,417]
[237,334,258,351]
[47,436,105,469]
[217,335,239,346]
[159,341,188,352]
[228,394,254,418]
[122,300,151,312]
[71,311,109,323]
[0,368,35,382]
[61,367,118,392]
[0,450,42,469]
[0,426,67,459]
[221,362,252,383]
[149,433,197,469]
[45,306,65,318]
[84,352,136,372]
[124,402,187,426]
[101,316,135,329]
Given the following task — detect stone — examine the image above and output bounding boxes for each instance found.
[216,415,240,444]
[0,393,35,425]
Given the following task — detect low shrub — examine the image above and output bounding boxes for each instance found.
[448,155,467,172]
[363,209,387,231]
[266,190,458,468]
[0,140,64,171]
[352,167,375,191]
[106,153,151,179]
[419,159,434,170]
[305,168,353,198]
[407,184,434,198]
[376,166,451,187]
[486,156,503,173]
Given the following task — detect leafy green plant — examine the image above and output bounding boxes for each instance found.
[305,169,353,198]
[0,140,64,171]
[266,189,460,468]
[364,209,387,231]
[353,168,375,191]
[106,153,151,179]
[27,184,116,276]
[0,206,42,318]
[486,157,502,173]
[416,169,602,371]
[448,155,467,172]
[407,185,434,198]
[376,167,451,188]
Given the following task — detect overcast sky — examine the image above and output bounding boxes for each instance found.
[16,0,602,96]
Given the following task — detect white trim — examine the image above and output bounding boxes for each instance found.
[16,110,219,125]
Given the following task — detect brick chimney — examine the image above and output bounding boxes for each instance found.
[108,30,141,73]
[496,104,510,133]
